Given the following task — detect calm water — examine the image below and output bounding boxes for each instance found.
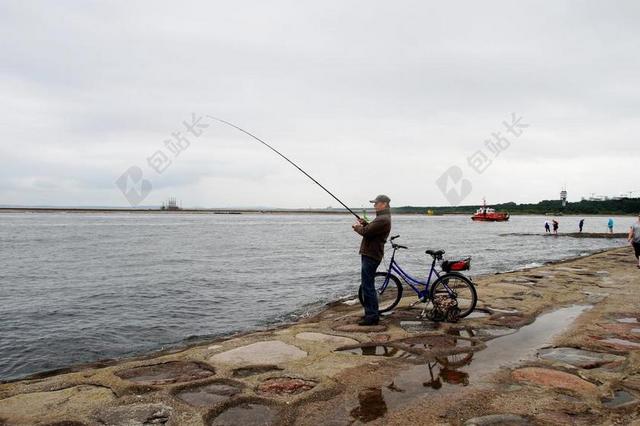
[0,212,632,381]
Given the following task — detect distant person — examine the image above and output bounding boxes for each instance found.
[608,218,614,233]
[544,221,551,233]
[552,219,559,235]
[352,195,392,326]
[579,219,584,233]
[628,214,640,269]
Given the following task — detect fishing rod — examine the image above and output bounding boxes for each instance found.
[207,116,363,221]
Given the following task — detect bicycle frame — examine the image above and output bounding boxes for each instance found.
[381,246,442,301]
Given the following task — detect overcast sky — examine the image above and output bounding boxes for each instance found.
[1,1,638,208]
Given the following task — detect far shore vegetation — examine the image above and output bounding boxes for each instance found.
[2,198,639,216]
[395,198,640,216]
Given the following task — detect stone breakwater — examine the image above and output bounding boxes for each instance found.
[500,232,628,239]
[1,246,639,425]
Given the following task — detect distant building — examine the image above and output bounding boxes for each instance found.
[161,197,181,211]
[560,188,567,207]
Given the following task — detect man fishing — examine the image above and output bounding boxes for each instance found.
[352,195,392,326]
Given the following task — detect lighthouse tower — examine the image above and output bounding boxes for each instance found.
[560,187,568,207]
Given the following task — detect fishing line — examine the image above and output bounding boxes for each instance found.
[208,116,362,220]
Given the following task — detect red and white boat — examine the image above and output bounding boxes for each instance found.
[471,199,510,222]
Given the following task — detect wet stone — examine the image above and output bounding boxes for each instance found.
[512,367,598,396]
[600,322,636,334]
[395,334,456,352]
[466,310,491,319]
[400,321,441,333]
[115,361,215,385]
[488,314,532,328]
[209,402,277,426]
[256,377,316,395]
[370,334,391,343]
[602,390,638,409]
[332,324,388,333]
[295,332,358,346]
[337,345,416,359]
[599,338,640,350]
[464,414,530,425]
[0,385,116,424]
[583,292,609,303]
[622,375,640,392]
[175,382,243,407]
[210,341,307,366]
[232,365,283,378]
[94,403,172,426]
[538,347,625,369]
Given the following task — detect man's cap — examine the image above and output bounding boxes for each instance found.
[369,194,391,204]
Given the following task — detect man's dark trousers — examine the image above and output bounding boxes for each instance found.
[361,255,380,321]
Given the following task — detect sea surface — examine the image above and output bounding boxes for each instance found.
[0,212,633,381]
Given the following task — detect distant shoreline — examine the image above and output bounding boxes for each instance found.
[0,207,637,217]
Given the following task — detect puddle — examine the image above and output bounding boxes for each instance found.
[400,320,441,333]
[209,402,277,425]
[471,305,590,374]
[256,377,316,395]
[473,327,517,340]
[115,361,215,385]
[466,310,491,319]
[487,307,520,314]
[232,366,283,378]
[337,345,414,359]
[350,387,388,423]
[602,390,638,408]
[175,382,242,407]
[356,305,591,415]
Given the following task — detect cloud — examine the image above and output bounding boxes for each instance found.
[1,1,639,207]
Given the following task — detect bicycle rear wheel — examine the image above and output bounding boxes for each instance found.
[429,273,477,318]
[358,272,403,313]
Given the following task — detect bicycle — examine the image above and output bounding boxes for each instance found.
[358,235,477,319]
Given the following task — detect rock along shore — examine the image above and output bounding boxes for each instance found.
[1,246,640,425]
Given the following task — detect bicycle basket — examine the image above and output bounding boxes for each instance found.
[441,257,471,273]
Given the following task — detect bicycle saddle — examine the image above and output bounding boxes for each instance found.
[425,249,445,258]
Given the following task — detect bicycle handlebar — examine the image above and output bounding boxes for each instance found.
[389,235,408,249]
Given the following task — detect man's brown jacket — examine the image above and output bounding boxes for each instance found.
[353,208,391,261]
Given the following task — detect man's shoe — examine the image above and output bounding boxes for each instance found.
[358,317,379,326]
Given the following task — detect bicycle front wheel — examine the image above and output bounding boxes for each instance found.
[358,272,403,313]
[429,273,477,318]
